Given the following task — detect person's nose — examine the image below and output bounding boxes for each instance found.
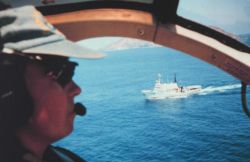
[67,81,82,97]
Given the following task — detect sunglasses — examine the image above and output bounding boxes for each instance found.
[1,53,78,87]
[43,61,78,87]
[22,54,78,87]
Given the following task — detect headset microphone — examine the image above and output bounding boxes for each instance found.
[74,103,87,116]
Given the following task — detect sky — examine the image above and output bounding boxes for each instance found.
[178,0,250,35]
[76,0,250,48]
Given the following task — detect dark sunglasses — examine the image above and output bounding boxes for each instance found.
[1,53,78,87]
[36,57,78,87]
[43,61,78,87]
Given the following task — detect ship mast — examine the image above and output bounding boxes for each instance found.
[174,73,177,83]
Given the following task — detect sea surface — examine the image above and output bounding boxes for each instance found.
[57,47,250,162]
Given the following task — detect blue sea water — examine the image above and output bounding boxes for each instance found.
[57,47,250,162]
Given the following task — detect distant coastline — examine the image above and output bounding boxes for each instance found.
[99,32,250,52]
[100,38,162,52]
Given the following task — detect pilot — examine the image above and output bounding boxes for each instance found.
[0,5,104,162]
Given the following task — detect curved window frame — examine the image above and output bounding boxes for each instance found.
[36,0,250,85]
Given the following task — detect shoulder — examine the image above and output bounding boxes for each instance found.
[48,146,87,162]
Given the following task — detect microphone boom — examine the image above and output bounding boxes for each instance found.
[74,103,87,116]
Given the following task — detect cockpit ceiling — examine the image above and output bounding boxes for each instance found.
[11,0,154,7]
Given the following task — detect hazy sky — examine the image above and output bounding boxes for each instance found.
[178,0,250,34]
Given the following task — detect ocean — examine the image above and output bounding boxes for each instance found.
[57,47,250,162]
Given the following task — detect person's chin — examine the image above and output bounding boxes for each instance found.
[65,122,74,135]
[57,127,73,140]
[62,114,75,135]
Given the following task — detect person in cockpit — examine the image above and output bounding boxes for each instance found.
[0,5,103,162]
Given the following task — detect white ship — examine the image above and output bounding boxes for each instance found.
[142,74,202,100]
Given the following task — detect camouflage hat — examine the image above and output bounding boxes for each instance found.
[0,5,105,59]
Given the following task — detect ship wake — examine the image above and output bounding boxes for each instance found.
[199,84,241,95]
